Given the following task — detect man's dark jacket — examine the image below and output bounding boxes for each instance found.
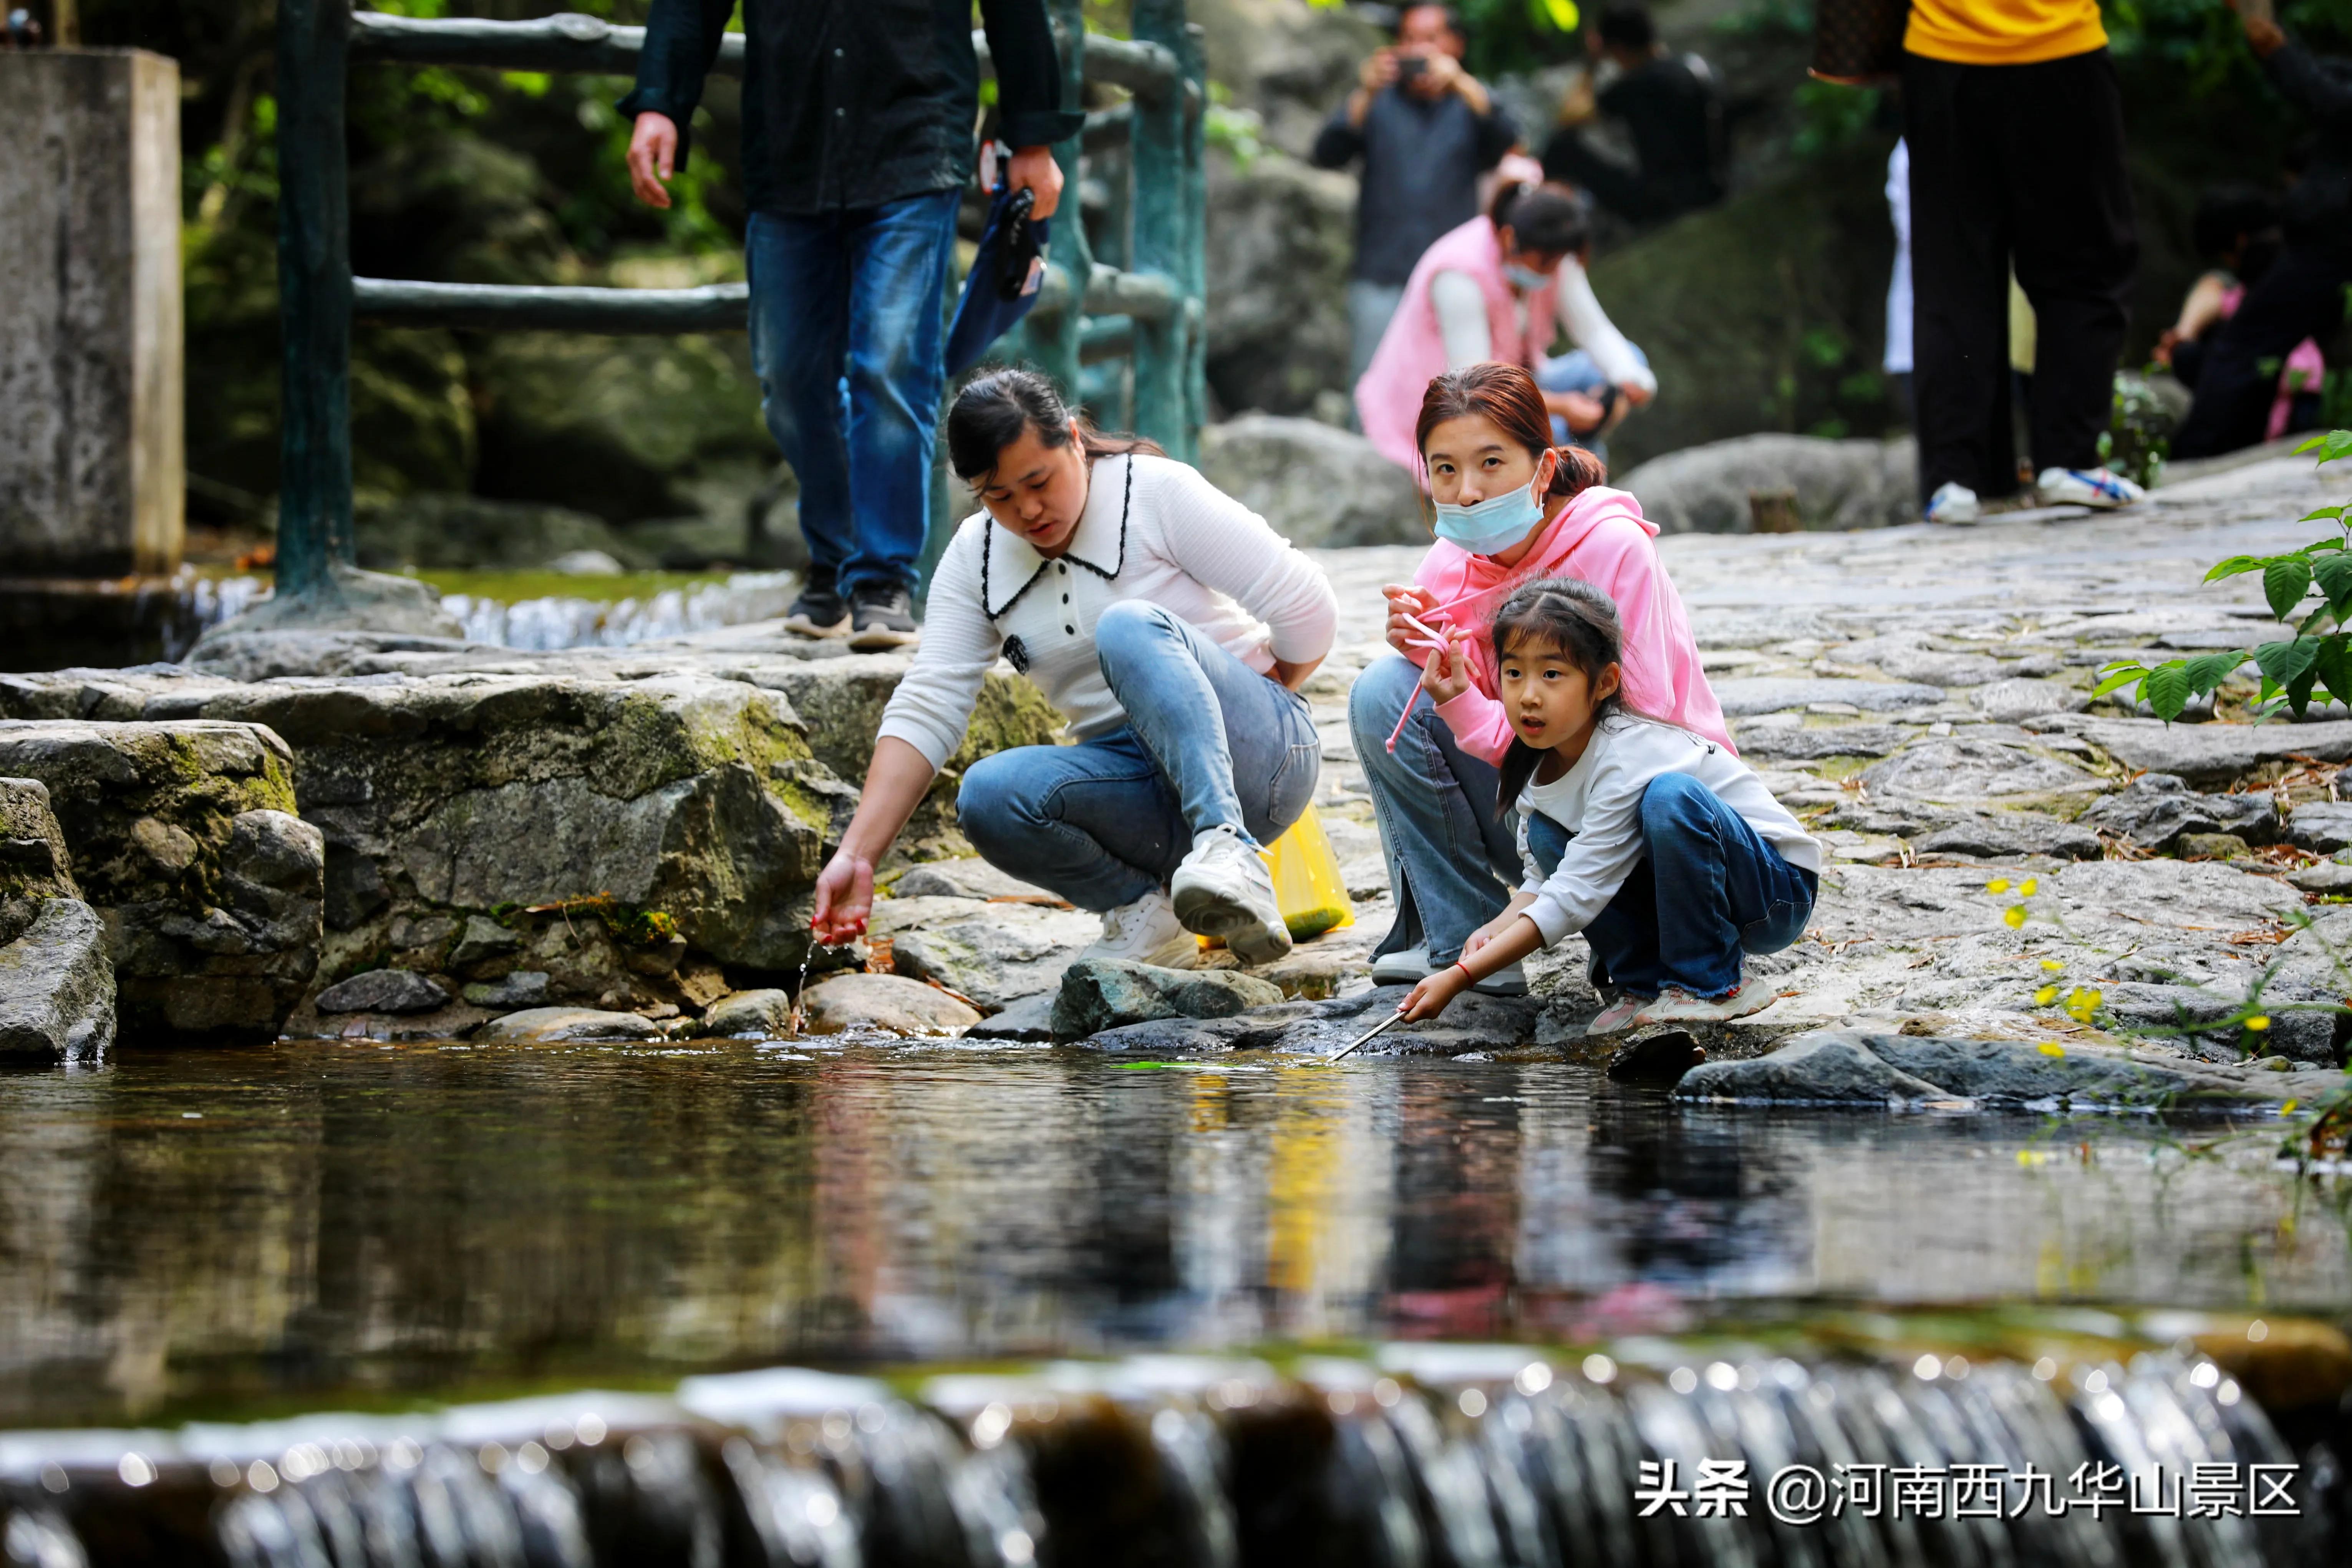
[621,0,1082,217]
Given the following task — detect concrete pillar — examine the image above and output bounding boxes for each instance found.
[0,49,184,576]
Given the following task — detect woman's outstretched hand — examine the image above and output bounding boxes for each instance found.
[1382,583,1439,658]
[1418,625,1475,705]
[1399,962,1472,1022]
[811,849,876,946]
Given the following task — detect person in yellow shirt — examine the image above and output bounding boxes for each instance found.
[1903,0,2143,522]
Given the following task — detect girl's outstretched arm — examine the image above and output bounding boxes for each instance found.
[1398,913,1546,1021]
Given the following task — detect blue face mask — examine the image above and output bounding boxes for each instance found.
[1503,261,1554,293]
[1433,475,1546,555]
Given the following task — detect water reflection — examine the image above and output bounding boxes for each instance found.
[0,1041,2341,1426]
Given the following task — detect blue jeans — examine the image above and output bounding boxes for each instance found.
[957,602,1321,911]
[1538,345,1650,464]
[1523,773,1817,999]
[1348,655,1522,965]
[746,191,958,597]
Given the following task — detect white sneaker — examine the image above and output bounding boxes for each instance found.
[1583,992,1652,1037]
[1369,944,1434,985]
[1170,827,1293,966]
[1076,888,1198,970]
[1472,960,1528,997]
[2036,466,2145,509]
[1636,981,1778,1026]
[1924,481,1979,525]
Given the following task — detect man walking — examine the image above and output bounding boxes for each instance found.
[620,0,1080,647]
[1901,0,2142,522]
[1312,3,1517,390]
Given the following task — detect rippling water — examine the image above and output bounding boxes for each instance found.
[1,1040,2342,1428]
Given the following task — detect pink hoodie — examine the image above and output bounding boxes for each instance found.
[1408,486,1735,762]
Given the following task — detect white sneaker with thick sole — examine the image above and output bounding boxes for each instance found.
[1924,481,1979,525]
[1076,889,1199,970]
[1471,960,1529,997]
[1636,982,1778,1026]
[2036,466,2145,509]
[1369,944,1434,985]
[1583,992,1653,1037]
[1170,828,1293,965]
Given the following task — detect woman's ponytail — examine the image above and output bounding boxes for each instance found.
[1548,443,1607,499]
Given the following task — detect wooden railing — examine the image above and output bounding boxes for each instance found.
[271,0,1207,598]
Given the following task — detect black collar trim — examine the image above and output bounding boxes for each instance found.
[981,454,1132,621]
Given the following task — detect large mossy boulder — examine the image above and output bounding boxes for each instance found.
[0,721,320,1043]
[1204,149,1356,420]
[0,778,114,1062]
[1198,415,1423,547]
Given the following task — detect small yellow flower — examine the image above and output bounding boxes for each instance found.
[2065,988,2102,1024]
[1987,878,2012,894]
[2282,1099,2300,1114]
[2038,1042,2066,1057]
[2040,958,2064,971]
[2004,906,2027,929]
[2246,1014,2271,1031]
[2035,986,2060,1006]
[2020,878,2039,896]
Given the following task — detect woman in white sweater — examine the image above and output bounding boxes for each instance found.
[1399,577,1819,1032]
[810,370,1339,968]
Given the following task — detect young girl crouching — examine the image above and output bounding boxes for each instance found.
[1399,578,1821,1030]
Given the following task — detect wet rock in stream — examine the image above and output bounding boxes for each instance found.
[1050,958,1286,1039]
[0,898,114,1062]
[1079,985,1541,1057]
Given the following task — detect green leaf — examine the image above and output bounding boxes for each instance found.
[2090,664,2150,699]
[2266,555,2315,620]
[2256,637,2323,689]
[2306,506,2346,522]
[2181,650,2247,691]
[2318,636,2352,709]
[2304,429,2352,464]
[2317,554,2352,620]
[2142,662,2192,721]
[2291,664,2320,716]
[2204,555,2269,582]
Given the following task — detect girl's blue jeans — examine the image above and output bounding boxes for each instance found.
[955,602,1321,912]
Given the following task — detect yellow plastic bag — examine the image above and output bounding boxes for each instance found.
[1265,804,1355,943]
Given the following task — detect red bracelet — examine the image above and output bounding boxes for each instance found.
[1454,960,1473,982]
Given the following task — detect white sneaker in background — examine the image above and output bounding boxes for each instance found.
[1170,827,1293,965]
[2036,466,2145,509]
[1924,481,1980,525]
[1075,888,1198,970]
[1369,944,1435,985]
[1471,960,1529,997]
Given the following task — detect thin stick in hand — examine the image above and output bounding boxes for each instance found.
[1333,1008,1406,1061]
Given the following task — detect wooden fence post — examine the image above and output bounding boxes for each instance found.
[273,0,355,597]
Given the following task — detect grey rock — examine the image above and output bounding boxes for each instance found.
[966,990,1059,1042]
[1051,959,1287,1040]
[1198,414,1423,548]
[801,972,983,1037]
[892,858,1061,903]
[2288,800,2352,852]
[1861,740,2103,804]
[1616,434,1915,534]
[2078,773,2276,851]
[2289,861,2352,893]
[462,971,551,1010]
[354,493,654,573]
[1079,985,1541,1058]
[449,915,523,967]
[875,897,1103,1009]
[2071,717,2352,789]
[1203,150,1355,419]
[1711,678,1946,716]
[1914,814,2103,860]
[2179,832,2251,860]
[315,967,452,1014]
[1675,1032,1948,1104]
[476,1007,661,1044]
[1738,723,1907,760]
[0,899,114,1062]
[1675,1029,2334,1110]
[1973,678,2090,723]
[0,777,78,946]
[692,987,794,1038]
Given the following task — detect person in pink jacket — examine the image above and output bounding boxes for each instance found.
[1347,361,1728,994]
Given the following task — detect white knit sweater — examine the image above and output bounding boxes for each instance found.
[875,453,1339,769]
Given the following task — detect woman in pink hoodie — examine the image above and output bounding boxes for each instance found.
[1348,361,1729,994]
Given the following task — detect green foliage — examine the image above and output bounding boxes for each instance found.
[2100,373,2173,491]
[1448,0,1589,78]
[1792,80,1881,159]
[2097,430,2352,719]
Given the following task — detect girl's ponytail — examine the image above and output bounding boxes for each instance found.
[1548,443,1608,499]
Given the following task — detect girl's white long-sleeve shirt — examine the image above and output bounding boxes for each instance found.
[1430,257,1658,394]
[1515,714,1822,946]
[875,452,1339,769]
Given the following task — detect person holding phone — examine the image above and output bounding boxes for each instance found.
[1313,5,1518,392]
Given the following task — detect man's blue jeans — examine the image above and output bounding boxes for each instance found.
[957,602,1321,911]
[746,190,958,598]
[1538,344,1650,465]
[1522,773,1817,999]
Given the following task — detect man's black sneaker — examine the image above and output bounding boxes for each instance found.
[848,583,921,651]
[782,572,850,639]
